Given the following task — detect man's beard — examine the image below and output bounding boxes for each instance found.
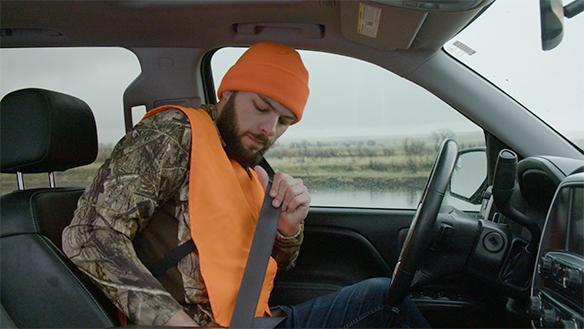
[217,93,273,168]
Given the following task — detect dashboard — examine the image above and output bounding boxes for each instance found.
[530,170,583,328]
[475,152,583,327]
[518,156,584,212]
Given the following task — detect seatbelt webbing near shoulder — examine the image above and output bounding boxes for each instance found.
[147,158,285,327]
[230,158,283,328]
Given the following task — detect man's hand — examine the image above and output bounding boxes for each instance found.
[164,310,198,327]
[255,165,310,237]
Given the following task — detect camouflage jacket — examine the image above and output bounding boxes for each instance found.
[62,105,303,327]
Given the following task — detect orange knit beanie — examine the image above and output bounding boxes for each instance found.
[217,42,309,124]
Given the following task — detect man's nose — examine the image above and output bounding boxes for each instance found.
[259,115,278,137]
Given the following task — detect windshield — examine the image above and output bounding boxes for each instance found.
[444,0,584,149]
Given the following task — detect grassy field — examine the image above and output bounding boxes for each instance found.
[1,162,101,194]
[266,138,447,193]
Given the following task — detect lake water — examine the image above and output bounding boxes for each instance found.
[309,189,423,209]
[310,189,480,211]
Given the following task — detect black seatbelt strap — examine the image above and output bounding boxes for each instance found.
[149,239,196,278]
[148,159,285,328]
[230,158,284,328]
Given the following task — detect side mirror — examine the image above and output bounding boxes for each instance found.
[449,147,487,205]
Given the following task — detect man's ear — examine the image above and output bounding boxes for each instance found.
[216,90,233,114]
[221,90,233,101]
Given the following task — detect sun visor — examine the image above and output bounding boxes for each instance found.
[340,1,427,50]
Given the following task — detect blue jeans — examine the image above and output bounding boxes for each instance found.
[276,278,430,328]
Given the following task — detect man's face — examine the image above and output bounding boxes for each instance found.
[217,91,296,168]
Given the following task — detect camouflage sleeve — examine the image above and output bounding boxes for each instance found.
[272,222,304,272]
[63,109,192,326]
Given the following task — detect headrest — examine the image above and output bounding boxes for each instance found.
[0,88,98,174]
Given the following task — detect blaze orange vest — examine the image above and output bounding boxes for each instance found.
[142,106,278,327]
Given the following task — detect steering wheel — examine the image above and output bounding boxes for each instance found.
[386,138,459,306]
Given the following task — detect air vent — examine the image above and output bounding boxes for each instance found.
[370,0,484,12]
[235,23,324,39]
[0,28,68,46]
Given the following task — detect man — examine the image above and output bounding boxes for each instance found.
[63,42,428,328]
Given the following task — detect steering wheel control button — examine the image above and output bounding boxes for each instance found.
[483,231,504,253]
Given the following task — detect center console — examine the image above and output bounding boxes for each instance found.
[530,172,583,328]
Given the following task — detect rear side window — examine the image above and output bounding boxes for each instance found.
[212,48,484,210]
[0,47,140,193]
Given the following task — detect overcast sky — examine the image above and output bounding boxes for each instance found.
[1,0,582,146]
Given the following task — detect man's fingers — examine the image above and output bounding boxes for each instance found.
[281,184,309,212]
[254,165,269,191]
[283,189,310,213]
[271,175,308,211]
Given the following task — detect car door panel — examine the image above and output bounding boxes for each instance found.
[270,207,415,306]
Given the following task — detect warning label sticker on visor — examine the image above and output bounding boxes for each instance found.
[358,3,381,38]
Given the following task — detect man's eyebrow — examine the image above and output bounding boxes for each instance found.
[258,94,297,122]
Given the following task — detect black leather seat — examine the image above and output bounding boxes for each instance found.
[0,88,118,328]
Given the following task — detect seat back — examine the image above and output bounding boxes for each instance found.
[0,88,118,328]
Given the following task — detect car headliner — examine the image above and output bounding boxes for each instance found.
[0,0,492,77]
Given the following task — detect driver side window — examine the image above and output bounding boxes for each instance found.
[212,49,484,210]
